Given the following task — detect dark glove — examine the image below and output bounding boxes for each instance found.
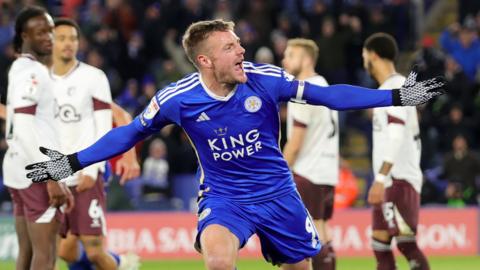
[392,67,446,106]
[25,147,82,183]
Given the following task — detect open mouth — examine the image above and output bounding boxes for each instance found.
[234,61,243,71]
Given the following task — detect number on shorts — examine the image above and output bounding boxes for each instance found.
[382,202,395,228]
[88,199,103,219]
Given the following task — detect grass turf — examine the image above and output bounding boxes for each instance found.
[1,256,479,269]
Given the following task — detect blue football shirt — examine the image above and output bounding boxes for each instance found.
[136,62,300,202]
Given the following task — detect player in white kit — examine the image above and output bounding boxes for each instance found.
[282,38,339,270]
[51,18,139,270]
[3,6,73,270]
[363,33,430,270]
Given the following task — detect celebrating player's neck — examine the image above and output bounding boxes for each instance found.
[53,57,78,76]
[373,60,396,85]
[200,71,236,97]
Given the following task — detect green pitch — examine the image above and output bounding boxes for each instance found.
[1,256,479,269]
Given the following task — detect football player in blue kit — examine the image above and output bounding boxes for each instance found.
[26,20,444,270]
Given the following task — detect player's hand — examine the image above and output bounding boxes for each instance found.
[25,147,82,183]
[76,174,96,192]
[63,183,75,213]
[116,153,140,185]
[368,182,385,205]
[47,180,67,207]
[393,66,446,106]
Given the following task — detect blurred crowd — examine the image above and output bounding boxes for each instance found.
[0,0,479,211]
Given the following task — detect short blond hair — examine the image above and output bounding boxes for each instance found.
[182,19,235,67]
[286,38,319,62]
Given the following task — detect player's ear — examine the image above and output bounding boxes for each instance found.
[197,54,212,69]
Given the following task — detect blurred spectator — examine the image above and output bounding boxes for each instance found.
[270,30,288,65]
[175,0,210,34]
[298,0,328,39]
[254,46,274,64]
[414,35,445,81]
[115,78,141,115]
[212,0,233,21]
[316,16,351,84]
[141,138,170,199]
[442,135,480,205]
[240,0,275,45]
[438,104,476,152]
[443,57,476,114]
[155,59,184,87]
[235,19,260,61]
[440,20,480,82]
[142,1,167,60]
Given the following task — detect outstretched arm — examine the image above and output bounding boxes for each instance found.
[25,120,150,183]
[282,68,445,109]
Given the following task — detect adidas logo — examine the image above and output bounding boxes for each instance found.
[196,112,210,122]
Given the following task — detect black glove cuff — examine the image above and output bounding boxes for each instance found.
[392,89,401,106]
[67,153,83,173]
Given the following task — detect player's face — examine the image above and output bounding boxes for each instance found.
[205,30,247,84]
[54,25,79,62]
[23,13,54,56]
[282,46,304,77]
[362,48,375,76]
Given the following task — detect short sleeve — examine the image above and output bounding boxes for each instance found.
[9,65,46,108]
[289,102,312,125]
[91,69,112,104]
[385,106,407,125]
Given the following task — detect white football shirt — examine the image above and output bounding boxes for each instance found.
[3,55,59,189]
[372,74,423,193]
[287,75,339,186]
[51,62,112,186]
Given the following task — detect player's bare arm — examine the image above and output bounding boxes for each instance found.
[283,124,307,167]
[111,102,141,184]
[368,162,393,205]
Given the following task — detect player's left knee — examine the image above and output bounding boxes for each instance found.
[58,247,77,264]
[82,237,106,264]
[204,255,235,270]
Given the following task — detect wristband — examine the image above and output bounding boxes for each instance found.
[374,173,386,184]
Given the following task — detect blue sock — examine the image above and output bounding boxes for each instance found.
[68,246,94,270]
[67,242,120,269]
[109,251,121,266]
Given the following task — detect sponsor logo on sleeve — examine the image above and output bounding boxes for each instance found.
[143,98,160,120]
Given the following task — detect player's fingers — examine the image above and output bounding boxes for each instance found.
[27,171,49,183]
[119,174,128,186]
[76,183,85,192]
[25,162,47,171]
[115,162,124,175]
[131,167,141,178]
[65,196,75,213]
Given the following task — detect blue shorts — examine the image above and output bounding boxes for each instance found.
[195,191,321,266]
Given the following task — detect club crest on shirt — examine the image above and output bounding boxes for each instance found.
[143,98,160,120]
[28,73,38,95]
[244,96,262,113]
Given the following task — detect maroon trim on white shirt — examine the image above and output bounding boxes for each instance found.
[92,98,111,111]
[293,119,308,128]
[387,114,405,125]
[14,105,37,115]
